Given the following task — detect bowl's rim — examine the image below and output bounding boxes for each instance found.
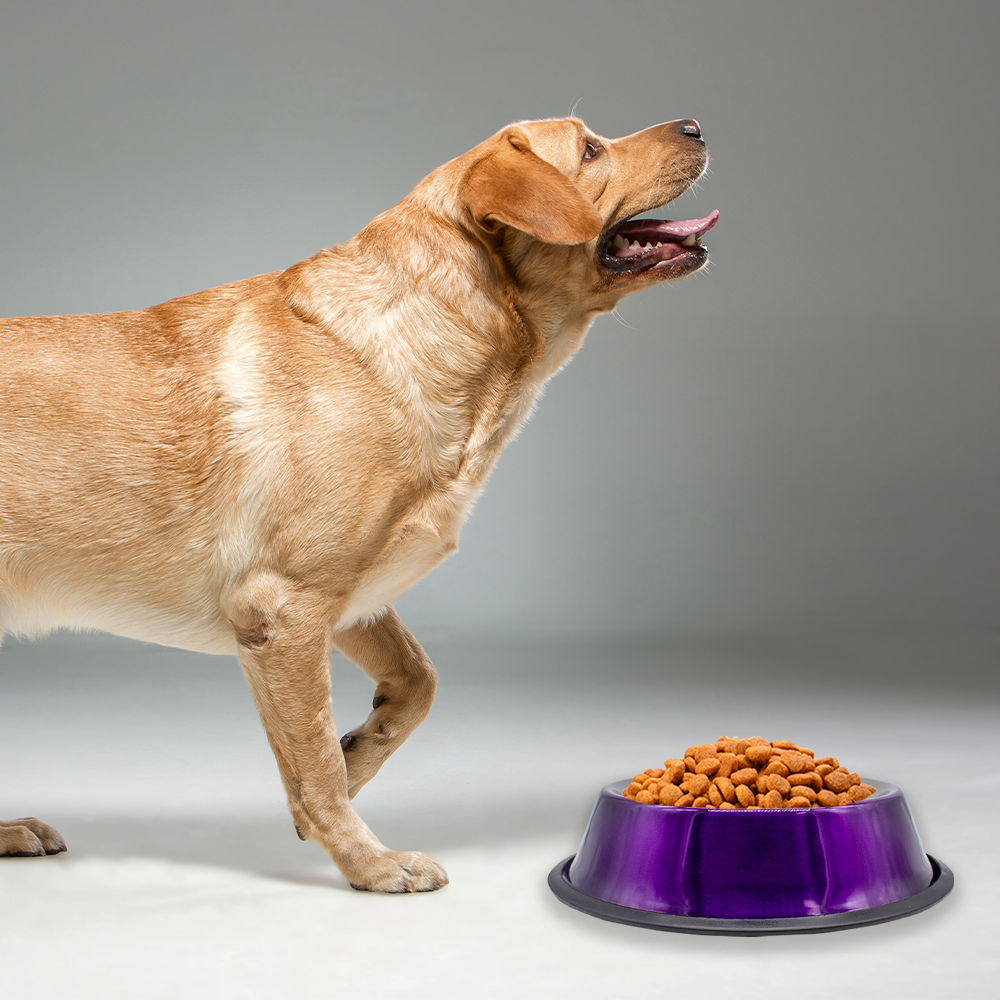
[548,854,954,935]
[606,775,896,811]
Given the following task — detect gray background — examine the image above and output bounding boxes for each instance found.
[2,2,998,998]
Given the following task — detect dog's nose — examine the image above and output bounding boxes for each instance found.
[674,118,703,140]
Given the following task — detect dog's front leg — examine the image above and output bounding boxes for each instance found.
[332,607,438,799]
[225,576,447,892]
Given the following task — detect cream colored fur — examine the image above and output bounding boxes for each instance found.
[1,117,711,889]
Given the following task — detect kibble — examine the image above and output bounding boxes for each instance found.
[622,738,876,809]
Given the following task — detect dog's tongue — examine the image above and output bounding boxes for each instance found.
[618,210,720,242]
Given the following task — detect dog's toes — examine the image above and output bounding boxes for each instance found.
[9,817,67,854]
[0,824,47,857]
[396,851,450,892]
[26,818,67,854]
[347,851,448,893]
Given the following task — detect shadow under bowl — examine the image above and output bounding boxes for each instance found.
[549,778,952,935]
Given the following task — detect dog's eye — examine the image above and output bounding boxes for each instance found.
[582,139,603,162]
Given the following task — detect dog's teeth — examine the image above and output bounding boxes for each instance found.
[644,242,653,249]
[630,240,642,250]
[612,234,629,251]
[681,233,698,247]
[655,242,663,248]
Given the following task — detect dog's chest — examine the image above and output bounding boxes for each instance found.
[332,362,551,627]
[331,480,478,629]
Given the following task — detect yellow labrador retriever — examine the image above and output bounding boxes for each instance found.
[0,116,717,889]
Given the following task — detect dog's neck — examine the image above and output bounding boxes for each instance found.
[278,203,601,488]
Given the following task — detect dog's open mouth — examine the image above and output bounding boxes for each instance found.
[598,210,720,274]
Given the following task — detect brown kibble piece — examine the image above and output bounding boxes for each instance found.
[836,792,852,805]
[675,793,695,807]
[716,752,738,778]
[735,754,752,770]
[745,743,774,764]
[636,790,655,804]
[719,801,737,809]
[695,757,722,776]
[713,776,737,803]
[716,738,741,755]
[787,772,822,792]
[824,769,854,793]
[731,768,759,787]
[663,760,686,784]
[645,768,665,778]
[786,796,812,809]
[763,790,784,809]
[683,773,711,796]
[687,744,719,763]
[778,752,813,775]
[735,784,756,808]
[659,783,683,806]
[816,789,839,807]
[816,764,834,778]
[693,796,711,808]
[761,760,790,777]
[768,774,791,796]
[790,785,818,802]
[708,783,724,807]
[848,783,873,802]
[685,756,697,771]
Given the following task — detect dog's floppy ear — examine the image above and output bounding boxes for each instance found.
[464,128,603,245]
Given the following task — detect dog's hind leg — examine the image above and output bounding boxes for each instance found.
[225,575,447,893]
[0,624,69,858]
[332,607,438,799]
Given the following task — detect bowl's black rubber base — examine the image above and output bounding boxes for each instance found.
[547,855,953,936]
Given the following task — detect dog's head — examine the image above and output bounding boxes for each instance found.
[448,116,717,313]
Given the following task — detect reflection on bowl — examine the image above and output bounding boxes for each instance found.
[549,778,953,934]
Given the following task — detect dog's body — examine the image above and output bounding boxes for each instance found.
[0,117,716,888]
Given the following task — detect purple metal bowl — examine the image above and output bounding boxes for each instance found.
[549,778,952,934]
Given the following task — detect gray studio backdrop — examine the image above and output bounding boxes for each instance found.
[2,1,997,652]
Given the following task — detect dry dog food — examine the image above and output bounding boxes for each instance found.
[623,737,876,809]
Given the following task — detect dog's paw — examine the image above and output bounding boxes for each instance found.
[347,850,449,893]
[0,817,67,856]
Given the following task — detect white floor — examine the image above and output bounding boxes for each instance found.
[1,630,997,999]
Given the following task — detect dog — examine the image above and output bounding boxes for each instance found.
[0,116,717,889]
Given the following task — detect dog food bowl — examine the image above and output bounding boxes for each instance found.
[549,778,952,935]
